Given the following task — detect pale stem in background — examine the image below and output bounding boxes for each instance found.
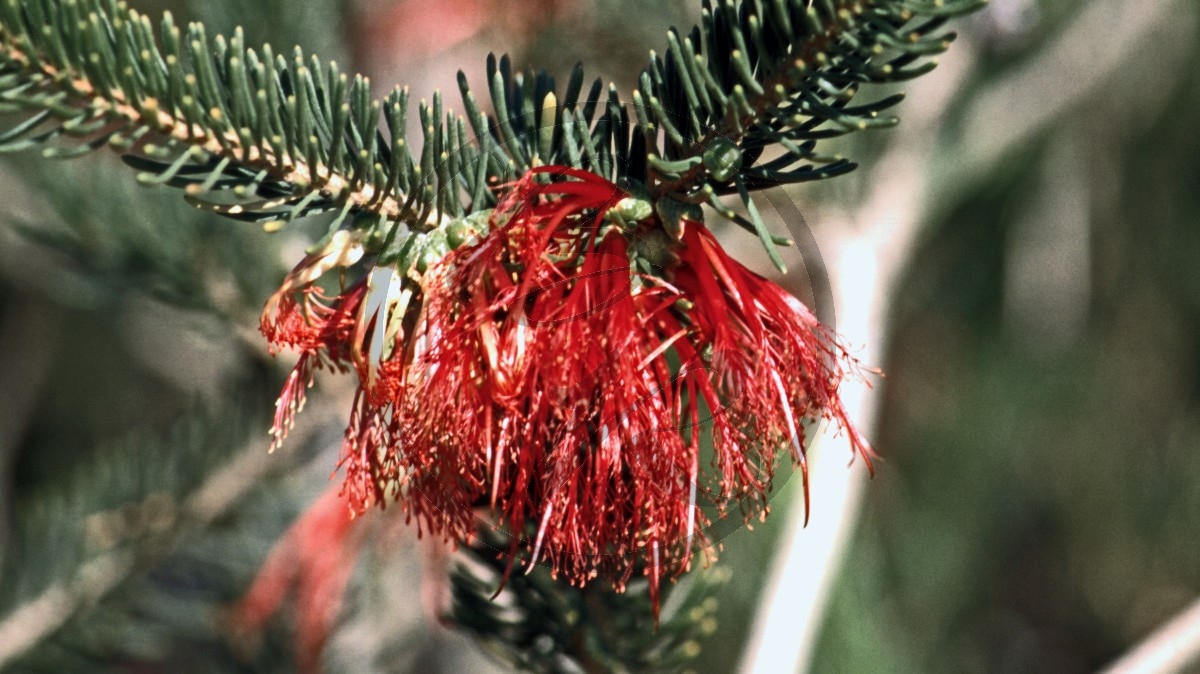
[1100,598,1200,674]
[738,62,968,674]
[741,0,1193,669]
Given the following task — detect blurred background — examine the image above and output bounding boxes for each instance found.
[1,0,1198,672]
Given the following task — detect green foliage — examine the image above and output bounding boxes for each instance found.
[0,396,301,671]
[0,0,977,268]
[450,528,726,674]
[0,1,986,672]
[10,155,279,313]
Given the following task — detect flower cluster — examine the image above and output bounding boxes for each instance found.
[234,487,364,674]
[261,166,871,611]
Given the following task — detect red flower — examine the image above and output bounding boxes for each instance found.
[260,230,369,453]
[259,166,871,616]
[233,487,364,674]
[669,222,874,524]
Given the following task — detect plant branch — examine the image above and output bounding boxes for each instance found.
[0,401,341,669]
[1,0,980,265]
[0,42,405,219]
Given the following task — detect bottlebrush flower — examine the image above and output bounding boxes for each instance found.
[260,229,369,452]
[234,487,364,674]
[258,165,872,615]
